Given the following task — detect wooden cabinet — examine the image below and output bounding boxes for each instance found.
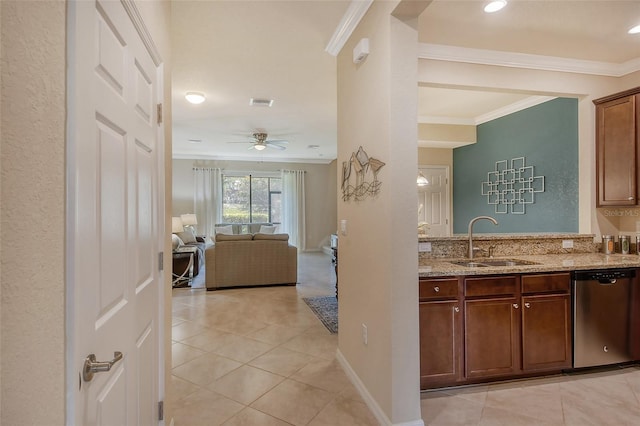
[521,273,572,371]
[464,275,520,379]
[594,88,640,206]
[419,278,462,388]
[419,272,572,389]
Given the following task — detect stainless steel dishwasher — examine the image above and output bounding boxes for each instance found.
[572,269,635,368]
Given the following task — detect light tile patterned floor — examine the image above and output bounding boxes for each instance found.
[169,252,378,425]
[171,252,640,426]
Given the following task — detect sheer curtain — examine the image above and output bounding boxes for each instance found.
[193,167,222,236]
[281,170,306,251]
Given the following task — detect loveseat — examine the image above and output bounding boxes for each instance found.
[205,233,297,290]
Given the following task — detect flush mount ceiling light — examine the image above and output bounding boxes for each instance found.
[254,144,267,151]
[185,92,205,104]
[629,24,640,34]
[484,0,507,13]
[417,172,429,187]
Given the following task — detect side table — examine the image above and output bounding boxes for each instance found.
[172,246,198,287]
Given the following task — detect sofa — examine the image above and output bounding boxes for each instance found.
[205,233,297,290]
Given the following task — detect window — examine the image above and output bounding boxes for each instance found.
[222,174,281,225]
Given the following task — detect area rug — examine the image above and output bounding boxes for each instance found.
[303,296,338,334]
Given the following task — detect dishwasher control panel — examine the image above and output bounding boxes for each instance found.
[573,269,636,282]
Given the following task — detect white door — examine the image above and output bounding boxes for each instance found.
[67,0,163,424]
[418,166,451,236]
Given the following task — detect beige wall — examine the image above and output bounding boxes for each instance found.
[172,159,338,250]
[1,1,66,423]
[337,1,425,423]
[0,1,171,423]
[418,59,640,239]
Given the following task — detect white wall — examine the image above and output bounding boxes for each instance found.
[172,159,338,250]
[337,1,425,424]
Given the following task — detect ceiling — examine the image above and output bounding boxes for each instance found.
[171,0,640,163]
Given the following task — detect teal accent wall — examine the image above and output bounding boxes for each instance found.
[453,97,578,234]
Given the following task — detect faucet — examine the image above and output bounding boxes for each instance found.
[468,216,498,259]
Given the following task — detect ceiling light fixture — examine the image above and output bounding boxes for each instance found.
[417,172,429,187]
[185,92,205,104]
[629,24,640,34]
[254,144,267,151]
[484,0,507,13]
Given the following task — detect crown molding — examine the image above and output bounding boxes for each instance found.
[419,43,640,77]
[418,116,475,125]
[325,0,374,56]
[475,95,556,125]
[172,152,334,165]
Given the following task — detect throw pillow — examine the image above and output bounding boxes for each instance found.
[253,233,289,241]
[177,229,197,244]
[171,234,184,250]
[216,233,253,242]
[259,225,277,234]
[215,225,233,235]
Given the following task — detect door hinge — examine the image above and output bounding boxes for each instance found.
[159,252,164,271]
[157,103,163,125]
[158,401,164,421]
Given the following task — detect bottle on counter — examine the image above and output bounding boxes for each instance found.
[619,235,630,254]
[602,235,614,254]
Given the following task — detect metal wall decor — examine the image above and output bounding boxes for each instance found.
[481,157,545,214]
[342,146,385,201]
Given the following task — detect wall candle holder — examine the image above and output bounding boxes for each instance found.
[341,146,385,201]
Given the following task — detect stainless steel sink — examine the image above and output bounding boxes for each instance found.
[450,259,539,268]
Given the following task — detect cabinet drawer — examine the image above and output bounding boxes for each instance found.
[420,278,459,300]
[522,273,570,294]
[464,276,517,298]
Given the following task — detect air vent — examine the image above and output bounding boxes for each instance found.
[188,139,202,143]
[249,98,274,107]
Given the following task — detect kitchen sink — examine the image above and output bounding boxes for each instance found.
[450,259,539,268]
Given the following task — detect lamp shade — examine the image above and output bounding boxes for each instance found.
[171,217,184,233]
[180,213,198,226]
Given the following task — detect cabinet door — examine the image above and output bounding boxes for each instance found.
[521,294,572,371]
[419,300,462,388]
[596,94,638,206]
[465,298,520,379]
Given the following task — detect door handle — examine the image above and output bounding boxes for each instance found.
[83,351,123,382]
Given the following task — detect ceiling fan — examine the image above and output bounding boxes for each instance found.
[228,132,288,151]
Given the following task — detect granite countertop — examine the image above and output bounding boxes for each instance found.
[419,253,640,277]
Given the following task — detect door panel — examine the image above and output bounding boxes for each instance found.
[68,0,162,424]
[418,166,450,236]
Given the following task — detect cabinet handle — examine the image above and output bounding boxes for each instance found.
[454,306,460,313]
[433,286,440,293]
[513,303,519,309]
[524,302,531,309]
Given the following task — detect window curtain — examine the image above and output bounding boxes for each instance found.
[193,167,222,236]
[281,170,306,251]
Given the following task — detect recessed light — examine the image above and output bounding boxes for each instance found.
[629,25,640,34]
[185,92,205,104]
[484,0,507,13]
[250,98,274,107]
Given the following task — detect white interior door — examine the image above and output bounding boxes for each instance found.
[418,166,451,236]
[67,0,163,424]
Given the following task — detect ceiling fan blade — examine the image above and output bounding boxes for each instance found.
[267,143,286,151]
[266,139,288,144]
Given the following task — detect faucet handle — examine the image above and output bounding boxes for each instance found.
[488,245,496,258]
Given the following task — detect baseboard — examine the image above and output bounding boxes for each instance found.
[336,349,425,426]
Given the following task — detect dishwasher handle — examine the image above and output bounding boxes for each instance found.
[598,278,617,284]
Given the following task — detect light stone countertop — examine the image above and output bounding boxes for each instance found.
[419,253,640,278]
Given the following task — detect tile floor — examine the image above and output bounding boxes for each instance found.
[170,252,640,426]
